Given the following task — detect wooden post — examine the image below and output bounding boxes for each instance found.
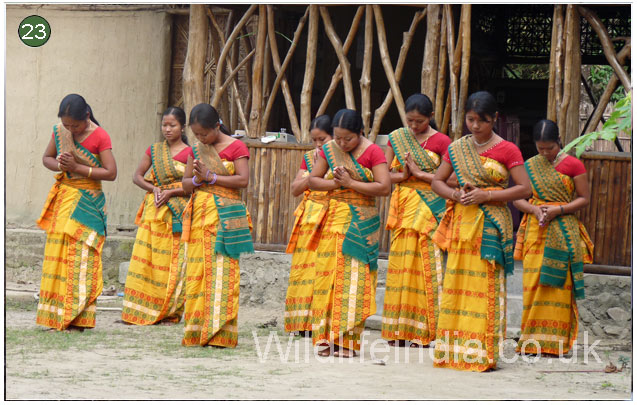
[247,5,268,138]
[300,5,319,143]
[320,6,356,110]
[183,5,208,139]
[422,5,441,97]
[263,4,304,141]
[554,5,565,121]
[434,13,447,127]
[316,6,365,116]
[369,8,426,141]
[547,5,560,121]
[360,5,374,136]
[444,5,459,139]
[579,6,632,92]
[456,5,471,140]
[558,5,575,142]
[564,8,581,146]
[373,5,407,128]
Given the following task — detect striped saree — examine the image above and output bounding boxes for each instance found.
[310,140,379,351]
[36,124,106,330]
[181,141,254,347]
[514,155,593,355]
[284,150,330,333]
[432,136,515,371]
[382,128,446,345]
[121,141,189,325]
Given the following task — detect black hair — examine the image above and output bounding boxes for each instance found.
[405,93,438,131]
[332,109,363,135]
[58,94,100,126]
[310,114,333,136]
[163,106,189,145]
[465,91,498,122]
[532,119,560,144]
[188,103,231,135]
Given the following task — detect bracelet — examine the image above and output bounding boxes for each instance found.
[57,162,62,171]
[206,170,212,182]
[560,206,564,215]
[208,173,218,185]
[192,176,203,187]
[87,167,93,178]
[488,190,492,201]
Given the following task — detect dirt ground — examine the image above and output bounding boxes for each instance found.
[4,285,632,401]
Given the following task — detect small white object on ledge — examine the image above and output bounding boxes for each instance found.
[260,135,277,144]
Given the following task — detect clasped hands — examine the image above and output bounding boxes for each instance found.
[57,152,79,172]
[333,166,353,187]
[534,205,562,227]
[452,183,491,206]
[397,152,424,181]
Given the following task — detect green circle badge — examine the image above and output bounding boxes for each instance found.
[18,15,51,47]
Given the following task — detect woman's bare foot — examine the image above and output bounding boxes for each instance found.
[317,346,332,357]
[388,340,407,347]
[333,347,357,358]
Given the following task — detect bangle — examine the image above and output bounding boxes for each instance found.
[206,170,212,182]
[192,176,203,187]
[488,190,492,201]
[560,206,565,215]
[208,173,218,185]
[87,167,93,178]
[57,162,62,171]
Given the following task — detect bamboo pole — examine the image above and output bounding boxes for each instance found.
[585,42,631,134]
[564,10,581,146]
[373,5,407,128]
[434,13,448,127]
[456,5,471,140]
[263,4,302,140]
[212,5,257,107]
[547,5,560,121]
[444,5,459,139]
[422,5,441,97]
[320,6,356,110]
[360,5,374,136]
[183,5,208,139]
[217,49,256,98]
[300,5,319,143]
[442,89,451,135]
[579,6,632,92]
[555,5,565,121]
[369,8,426,141]
[316,6,365,116]
[558,5,575,140]
[241,26,254,119]
[248,5,268,138]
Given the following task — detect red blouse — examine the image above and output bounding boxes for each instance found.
[387,131,451,156]
[443,139,524,170]
[145,145,193,164]
[51,127,112,154]
[319,143,387,169]
[555,155,587,178]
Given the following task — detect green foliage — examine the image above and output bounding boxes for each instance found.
[562,92,632,157]
[589,65,625,103]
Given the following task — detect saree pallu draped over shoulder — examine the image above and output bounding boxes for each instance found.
[181,141,253,347]
[121,141,190,325]
[36,123,106,330]
[284,149,330,333]
[310,140,379,350]
[514,155,593,355]
[432,136,514,371]
[382,128,446,345]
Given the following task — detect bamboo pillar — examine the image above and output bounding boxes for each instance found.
[564,8,581,146]
[546,5,561,121]
[247,5,268,138]
[183,5,208,139]
[360,5,374,136]
[558,5,575,143]
[434,13,447,126]
[554,5,565,122]
[300,5,319,143]
[456,5,471,140]
[422,5,441,97]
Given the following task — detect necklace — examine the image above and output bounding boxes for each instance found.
[472,134,493,148]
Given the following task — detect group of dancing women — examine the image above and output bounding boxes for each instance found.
[36,90,593,372]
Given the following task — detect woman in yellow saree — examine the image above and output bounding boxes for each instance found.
[121,107,191,325]
[37,94,118,331]
[431,91,531,371]
[181,104,253,348]
[285,115,333,335]
[513,119,593,356]
[382,94,450,348]
[308,109,391,358]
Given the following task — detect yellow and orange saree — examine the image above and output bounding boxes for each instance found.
[514,154,593,355]
[181,141,254,347]
[432,136,515,371]
[36,123,107,330]
[121,141,189,325]
[284,150,330,333]
[382,128,446,345]
[310,140,379,351]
